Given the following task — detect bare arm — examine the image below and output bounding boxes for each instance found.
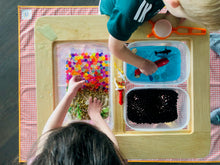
[42,76,85,134]
[88,97,119,149]
[108,34,157,75]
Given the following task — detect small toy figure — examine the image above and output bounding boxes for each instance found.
[134,69,142,78]
[155,48,171,55]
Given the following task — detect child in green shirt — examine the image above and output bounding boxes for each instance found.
[100,0,220,75]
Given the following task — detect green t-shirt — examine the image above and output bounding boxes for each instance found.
[100,0,164,41]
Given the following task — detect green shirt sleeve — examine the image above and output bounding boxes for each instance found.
[107,8,140,41]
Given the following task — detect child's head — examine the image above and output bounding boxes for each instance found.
[28,122,126,165]
[163,0,220,31]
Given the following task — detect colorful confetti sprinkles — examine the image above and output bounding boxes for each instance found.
[66,51,110,120]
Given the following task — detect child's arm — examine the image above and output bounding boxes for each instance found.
[42,76,85,134]
[88,97,119,149]
[108,34,158,76]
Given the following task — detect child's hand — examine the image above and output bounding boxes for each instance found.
[139,59,158,76]
[88,97,102,120]
[67,76,85,97]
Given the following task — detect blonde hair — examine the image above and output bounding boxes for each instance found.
[179,0,220,31]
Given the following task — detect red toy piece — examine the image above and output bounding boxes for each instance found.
[118,89,124,105]
[134,68,142,78]
[154,58,169,67]
[134,58,169,78]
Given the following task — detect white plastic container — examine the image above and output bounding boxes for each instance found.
[125,41,190,85]
[124,87,190,131]
[53,42,114,129]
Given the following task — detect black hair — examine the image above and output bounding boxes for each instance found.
[28,122,127,165]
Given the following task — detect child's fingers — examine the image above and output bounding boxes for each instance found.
[68,76,77,84]
[75,75,84,82]
[72,75,78,82]
[88,97,102,105]
[68,76,74,83]
[98,100,103,107]
[77,80,85,87]
[70,75,83,82]
[97,99,101,104]
[89,97,93,103]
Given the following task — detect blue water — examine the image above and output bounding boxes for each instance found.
[126,46,181,83]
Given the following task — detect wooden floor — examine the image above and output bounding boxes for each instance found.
[0,0,218,164]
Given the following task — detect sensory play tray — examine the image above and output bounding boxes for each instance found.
[53,42,113,128]
[124,87,190,131]
[35,15,210,159]
[123,40,190,131]
[125,41,190,85]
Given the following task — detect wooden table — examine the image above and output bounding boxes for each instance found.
[35,15,210,159]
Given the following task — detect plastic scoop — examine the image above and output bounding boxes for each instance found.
[135,58,169,78]
[114,63,126,105]
[114,78,125,105]
[147,19,206,39]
